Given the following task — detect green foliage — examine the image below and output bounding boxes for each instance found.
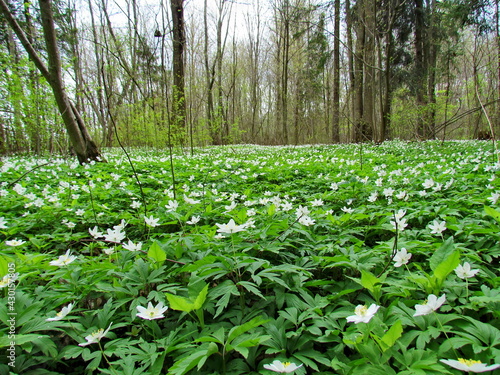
[0,141,499,374]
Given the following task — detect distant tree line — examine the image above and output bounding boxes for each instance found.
[0,0,499,157]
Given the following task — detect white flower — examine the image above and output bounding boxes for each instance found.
[224,201,237,212]
[295,205,310,218]
[136,302,169,320]
[50,250,77,266]
[341,206,354,214]
[165,200,179,212]
[394,209,406,220]
[487,192,500,205]
[113,219,127,231]
[183,194,200,204]
[310,198,324,207]
[79,323,113,346]
[413,294,446,316]
[396,191,407,200]
[75,209,85,216]
[131,200,141,209]
[281,201,293,212]
[391,218,408,231]
[144,215,161,227]
[428,220,446,235]
[367,192,378,202]
[393,248,412,267]
[241,218,256,229]
[215,219,246,234]
[383,188,394,197]
[346,304,380,324]
[440,358,500,373]
[298,215,315,226]
[0,273,18,288]
[89,226,103,239]
[46,303,74,321]
[422,178,435,189]
[454,262,479,279]
[122,240,142,252]
[104,227,126,243]
[103,247,115,255]
[433,183,443,192]
[186,215,201,225]
[5,239,26,247]
[0,217,7,229]
[263,360,303,373]
[65,221,76,229]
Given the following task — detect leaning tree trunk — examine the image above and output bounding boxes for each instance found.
[0,0,103,164]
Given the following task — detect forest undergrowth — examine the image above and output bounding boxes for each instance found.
[1,140,499,374]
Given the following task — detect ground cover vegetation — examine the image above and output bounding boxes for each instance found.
[1,140,500,374]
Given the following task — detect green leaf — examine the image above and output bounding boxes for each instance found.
[433,250,460,282]
[227,316,269,344]
[168,343,218,375]
[0,334,50,348]
[165,293,195,313]
[148,242,166,263]
[484,205,500,223]
[192,284,209,310]
[360,270,381,292]
[429,237,455,271]
[378,320,403,352]
[0,256,9,277]
[237,280,265,299]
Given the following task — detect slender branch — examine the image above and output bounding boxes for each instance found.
[0,0,50,80]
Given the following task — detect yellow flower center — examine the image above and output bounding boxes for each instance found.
[458,358,482,367]
[91,328,104,338]
[355,305,368,316]
[283,362,291,368]
[56,311,63,317]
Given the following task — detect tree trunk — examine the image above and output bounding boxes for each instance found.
[203,0,216,143]
[362,0,375,142]
[170,0,186,133]
[0,0,103,163]
[496,0,500,139]
[414,0,428,139]
[353,0,365,142]
[332,0,341,143]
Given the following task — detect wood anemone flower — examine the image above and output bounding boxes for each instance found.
[346,304,380,324]
[136,302,169,320]
[79,323,113,346]
[263,360,303,373]
[440,358,500,373]
[413,294,446,316]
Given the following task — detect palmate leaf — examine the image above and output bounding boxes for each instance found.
[210,280,240,318]
[168,342,219,375]
[376,320,403,352]
[360,270,381,292]
[0,333,50,348]
[166,284,209,312]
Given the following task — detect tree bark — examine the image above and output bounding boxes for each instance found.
[353,0,365,142]
[170,0,186,133]
[332,0,340,143]
[414,0,428,139]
